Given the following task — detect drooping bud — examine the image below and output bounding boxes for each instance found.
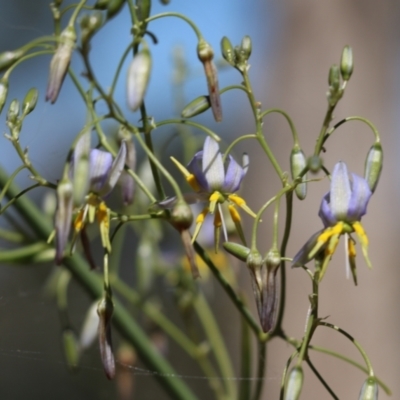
[73,130,91,205]
[97,294,115,379]
[22,88,38,117]
[340,45,353,81]
[127,49,152,112]
[46,26,76,103]
[223,241,251,262]
[290,146,307,200]
[364,142,383,193]
[0,48,25,72]
[220,36,235,65]
[0,78,8,114]
[62,329,80,369]
[55,177,74,264]
[197,39,222,122]
[181,95,211,118]
[80,11,103,46]
[118,125,136,205]
[358,377,378,400]
[170,201,193,231]
[240,35,252,60]
[285,366,304,400]
[107,0,126,19]
[80,301,100,350]
[307,155,322,173]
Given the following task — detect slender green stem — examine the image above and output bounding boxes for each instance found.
[68,0,88,26]
[0,165,26,204]
[0,183,42,215]
[314,104,335,155]
[222,134,257,163]
[251,341,266,400]
[306,358,338,399]
[4,50,54,79]
[239,315,251,400]
[0,228,26,243]
[0,241,49,262]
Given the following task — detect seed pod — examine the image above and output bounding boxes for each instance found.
[240,35,252,60]
[220,36,235,65]
[22,88,38,116]
[0,78,8,114]
[340,45,353,81]
[127,49,152,111]
[0,48,25,72]
[181,95,211,118]
[170,201,193,231]
[358,377,378,400]
[364,142,383,193]
[223,241,251,262]
[290,146,307,200]
[285,366,304,400]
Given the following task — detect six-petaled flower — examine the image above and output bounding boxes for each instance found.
[292,161,373,283]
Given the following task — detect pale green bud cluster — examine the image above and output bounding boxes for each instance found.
[220,35,253,72]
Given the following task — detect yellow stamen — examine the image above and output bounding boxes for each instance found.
[228,194,256,218]
[74,209,86,232]
[309,222,344,259]
[192,207,209,243]
[97,202,111,252]
[209,191,221,214]
[352,221,372,269]
[228,204,241,223]
[318,233,340,282]
[186,174,200,192]
[348,237,356,258]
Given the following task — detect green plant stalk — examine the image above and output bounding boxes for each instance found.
[0,166,198,400]
[314,104,335,156]
[239,315,251,400]
[0,241,49,262]
[194,291,237,400]
[306,358,338,399]
[251,341,267,400]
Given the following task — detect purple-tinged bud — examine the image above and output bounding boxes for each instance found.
[358,377,378,400]
[197,40,222,122]
[340,45,353,81]
[80,301,99,350]
[221,36,235,65]
[62,329,80,369]
[97,295,115,379]
[107,0,125,19]
[22,88,38,117]
[55,177,73,264]
[118,126,136,205]
[364,142,383,193]
[127,49,152,112]
[46,26,76,104]
[0,48,25,72]
[73,130,91,205]
[223,241,251,262]
[240,35,252,60]
[181,95,211,118]
[285,366,304,400]
[290,146,307,200]
[0,78,8,114]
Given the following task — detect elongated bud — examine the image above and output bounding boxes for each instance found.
[197,40,222,122]
[46,26,76,103]
[118,126,136,205]
[290,146,307,200]
[0,78,8,114]
[181,95,211,118]
[6,99,19,127]
[221,36,235,65]
[340,45,353,81]
[80,301,100,350]
[0,48,25,72]
[107,0,125,19]
[358,377,378,400]
[285,366,304,400]
[364,142,383,193]
[73,130,91,205]
[22,88,38,117]
[223,241,251,262]
[55,177,74,264]
[137,0,151,31]
[127,49,152,111]
[240,35,252,60]
[62,329,80,369]
[98,295,115,379]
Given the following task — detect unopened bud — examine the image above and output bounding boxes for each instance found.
[80,301,100,350]
[0,48,25,72]
[364,142,383,193]
[6,99,19,127]
[223,241,251,262]
[240,35,252,60]
[290,146,307,200]
[127,49,152,111]
[0,78,8,114]
[285,366,304,400]
[170,201,193,231]
[137,0,151,31]
[328,64,340,91]
[358,377,378,400]
[22,88,38,117]
[118,126,136,205]
[107,0,125,19]
[62,329,80,369]
[73,130,91,205]
[307,155,322,173]
[181,95,211,118]
[94,0,109,9]
[221,36,235,65]
[340,45,353,81]
[80,11,103,45]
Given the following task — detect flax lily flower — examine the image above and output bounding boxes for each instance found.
[163,137,255,249]
[292,161,373,283]
[55,139,127,264]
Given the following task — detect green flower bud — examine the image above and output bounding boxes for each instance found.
[6,99,20,126]
[340,45,353,81]
[307,155,322,173]
[0,48,25,72]
[223,241,251,262]
[94,0,109,9]
[62,329,80,369]
[197,40,214,63]
[73,130,91,206]
[290,146,307,200]
[127,49,152,111]
[22,88,38,117]
[0,78,8,114]
[170,201,193,231]
[181,95,211,118]
[265,248,281,273]
[285,366,304,400]
[358,377,378,400]
[80,11,103,45]
[364,142,383,193]
[137,0,151,31]
[107,0,125,19]
[240,35,252,60]
[221,36,235,65]
[328,64,340,90]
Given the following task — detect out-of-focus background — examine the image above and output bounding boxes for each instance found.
[0,0,399,399]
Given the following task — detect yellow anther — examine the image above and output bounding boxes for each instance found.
[186,174,200,192]
[352,221,369,247]
[74,209,86,232]
[209,191,221,214]
[170,156,191,177]
[228,205,241,223]
[348,237,357,258]
[214,209,222,228]
[96,202,109,226]
[196,207,209,224]
[228,194,256,218]
[97,202,111,252]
